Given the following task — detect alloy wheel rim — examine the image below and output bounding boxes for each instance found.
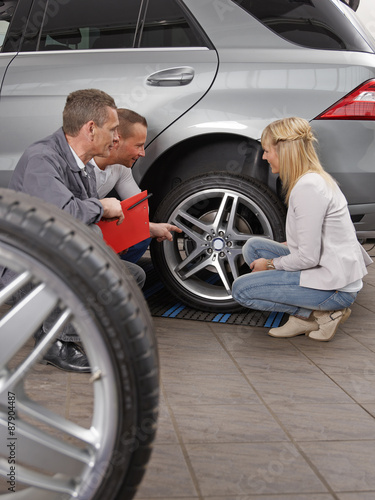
[0,242,119,499]
[162,187,273,302]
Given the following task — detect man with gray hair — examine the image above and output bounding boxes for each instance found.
[1,89,146,373]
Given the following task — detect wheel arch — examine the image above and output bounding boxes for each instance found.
[139,132,280,217]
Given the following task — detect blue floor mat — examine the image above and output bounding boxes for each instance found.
[140,258,284,327]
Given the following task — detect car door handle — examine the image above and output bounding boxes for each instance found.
[146,67,195,86]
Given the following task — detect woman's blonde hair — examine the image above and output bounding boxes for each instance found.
[261,117,336,203]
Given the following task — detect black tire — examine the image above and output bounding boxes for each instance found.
[0,188,159,500]
[151,172,286,312]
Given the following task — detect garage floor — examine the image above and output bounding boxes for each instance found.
[136,242,375,500]
[1,244,374,500]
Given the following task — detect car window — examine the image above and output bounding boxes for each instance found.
[19,0,142,51]
[0,0,18,50]
[232,0,371,52]
[0,20,8,47]
[140,0,209,48]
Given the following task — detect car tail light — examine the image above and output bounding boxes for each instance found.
[316,79,375,120]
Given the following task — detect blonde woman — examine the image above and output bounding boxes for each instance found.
[232,117,372,341]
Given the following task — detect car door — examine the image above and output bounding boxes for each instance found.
[0,0,218,185]
[0,0,33,184]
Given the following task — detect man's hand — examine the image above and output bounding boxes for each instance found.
[99,198,124,225]
[249,258,268,272]
[149,222,182,242]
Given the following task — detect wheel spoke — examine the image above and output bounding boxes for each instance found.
[0,417,92,473]
[226,249,243,281]
[1,309,72,393]
[0,284,59,368]
[175,219,206,244]
[211,192,231,230]
[175,246,207,275]
[0,459,78,496]
[17,391,98,445]
[226,194,239,234]
[177,252,214,280]
[20,404,97,448]
[174,208,212,234]
[0,271,32,306]
[213,257,232,293]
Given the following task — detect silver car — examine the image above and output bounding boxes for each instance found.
[1,0,374,312]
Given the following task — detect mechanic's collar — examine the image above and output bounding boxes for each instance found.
[69,145,86,171]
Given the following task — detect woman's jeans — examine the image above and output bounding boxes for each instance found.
[232,237,357,318]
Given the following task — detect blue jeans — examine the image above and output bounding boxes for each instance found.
[232,237,357,318]
[120,238,151,264]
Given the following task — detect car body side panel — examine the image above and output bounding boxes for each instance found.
[131,0,375,236]
[135,48,375,198]
[0,47,218,175]
[311,119,375,237]
[0,52,15,91]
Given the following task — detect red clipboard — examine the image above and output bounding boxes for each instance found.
[96,190,151,253]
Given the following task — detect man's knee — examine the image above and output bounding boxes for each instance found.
[121,261,146,289]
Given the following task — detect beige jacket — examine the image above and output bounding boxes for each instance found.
[273,173,372,290]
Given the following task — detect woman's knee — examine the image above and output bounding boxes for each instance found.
[243,237,265,252]
[232,275,254,301]
[242,237,264,263]
[243,237,289,262]
[232,278,241,300]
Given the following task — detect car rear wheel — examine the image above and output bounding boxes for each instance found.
[0,189,159,500]
[151,172,286,312]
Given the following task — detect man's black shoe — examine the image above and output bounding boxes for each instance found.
[35,333,91,373]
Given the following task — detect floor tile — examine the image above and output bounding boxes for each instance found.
[66,373,94,428]
[299,440,375,492]
[290,335,375,376]
[361,403,375,418]
[161,372,261,406]
[158,345,239,375]
[231,347,319,375]
[172,404,289,443]
[337,493,375,500]
[185,442,327,496]
[156,318,220,350]
[245,370,353,406]
[270,403,375,441]
[328,371,375,404]
[206,495,334,500]
[354,282,375,313]
[24,363,71,419]
[211,323,271,349]
[135,444,197,499]
[154,316,214,342]
[344,311,375,351]
[154,393,179,444]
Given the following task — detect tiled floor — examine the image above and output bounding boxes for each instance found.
[136,242,375,500]
[1,244,374,499]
